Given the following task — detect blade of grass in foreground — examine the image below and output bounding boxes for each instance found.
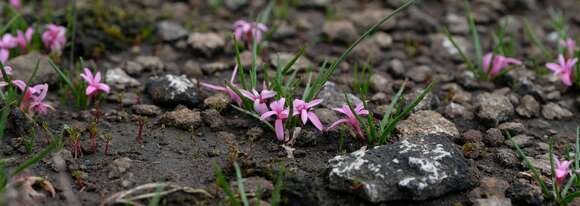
[464,0,482,69]
[213,162,240,206]
[234,163,249,206]
[0,14,21,34]
[507,132,550,196]
[304,0,417,101]
[443,28,481,78]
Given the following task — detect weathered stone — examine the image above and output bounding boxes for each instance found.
[160,106,202,130]
[406,65,431,83]
[506,180,544,205]
[132,104,162,116]
[202,109,225,129]
[497,122,525,136]
[122,60,144,76]
[328,134,475,202]
[318,82,362,108]
[496,148,519,167]
[504,134,534,148]
[322,20,357,43]
[474,93,514,127]
[369,74,390,93]
[187,32,225,56]
[182,60,202,77]
[516,95,540,118]
[157,21,188,41]
[396,110,459,139]
[106,68,140,90]
[135,56,164,72]
[469,177,512,206]
[8,51,57,85]
[484,128,504,147]
[542,103,572,120]
[145,75,200,107]
[204,93,231,112]
[270,52,313,71]
[351,9,396,30]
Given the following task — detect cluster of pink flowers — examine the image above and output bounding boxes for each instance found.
[545,38,578,86]
[482,52,522,78]
[328,103,369,138]
[201,65,325,141]
[0,24,66,64]
[80,68,110,96]
[233,20,268,46]
[12,80,54,114]
[555,156,572,185]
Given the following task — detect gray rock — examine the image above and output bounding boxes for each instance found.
[106,68,141,89]
[224,0,248,10]
[314,108,339,125]
[350,9,396,31]
[8,51,57,85]
[273,22,296,39]
[371,32,393,48]
[187,32,225,56]
[328,134,475,202]
[389,59,405,77]
[496,148,519,167]
[318,82,362,108]
[516,95,540,118]
[322,20,358,43]
[369,74,390,93]
[145,74,200,107]
[484,128,504,147]
[298,0,329,9]
[132,104,162,116]
[504,134,534,148]
[204,93,231,112]
[444,102,474,119]
[469,177,511,206]
[270,52,313,71]
[497,122,525,135]
[182,60,202,77]
[160,106,202,130]
[404,89,436,112]
[506,179,544,205]
[396,110,459,139]
[542,103,572,120]
[202,109,225,129]
[122,60,144,76]
[157,21,188,41]
[406,65,431,82]
[474,93,514,127]
[135,56,164,72]
[201,62,230,74]
[108,157,132,179]
[446,13,468,34]
[352,40,383,64]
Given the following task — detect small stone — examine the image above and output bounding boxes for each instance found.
[444,102,474,119]
[106,68,141,89]
[350,9,396,31]
[122,61,143,76]
[483,128,504,147]
[270,52,313,71]
[318,82,362,108]
[406,65,431,82]
[145,74,200,107]
[460,130,483,145]
[474,92,514,127]
[369,74,390,93]
[202,62,230,74]
[202,109,225,129]
[229,176,273,197]
[463,142,482,159]
[516,95,540,118]
[322,20,358,43]
[496,149,519,167]
[204,93,231,112]
[352,40,383,64]
[240,51,264,68]
[404,89,435,112]
[446,13,468,34]
[160,106,202,130]
[328,134,475,202]
[469,177,511,206]
[132,104,162,116]
[183,60,202,77]
[157,21,188,41]
[188,32,225,56]
[389,59,405,77]
[135,56,165,72]
[542,103,572,120]
[504,134,534,148]
[497,122,525,136]
[108,157,132,179]
[8,51,58,85]
[396,110,459,139]
[314,108,338,125]
[372,32,393,48]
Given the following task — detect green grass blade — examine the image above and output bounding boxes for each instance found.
[379,81,406,134]
[148,183,165,206]
[213,163,240,206]
[281,47,305,74]
[234,163,249,206]
[270,165,285,206]
[507,132,550,196]
[0,14,21,34]
[523,18,553,60]
[464,0,482,69]
[443,28,482,78]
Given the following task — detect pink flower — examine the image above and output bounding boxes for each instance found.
[12,80,54,114]
[482,53,522,77]
[80,68,110,96]
[0,34,16,63]
[261,98,289,141]
[242,88,276,114]
[15,27,34,50]
[41,24,66,54]
[546,54,578,86]
[201,65,243,105]
[560,38,576,57]
[9,0,21,10]
[233,20,268,45]
[555,157,572,185]
[328,103,369,138]
[293,99,324,132]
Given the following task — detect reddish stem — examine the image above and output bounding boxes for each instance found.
[104,142,110,156]
[90,133,97,153]
[136,119,144,144]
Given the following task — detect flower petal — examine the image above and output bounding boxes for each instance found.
[308,112,324,132]
[275,119,285,141]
